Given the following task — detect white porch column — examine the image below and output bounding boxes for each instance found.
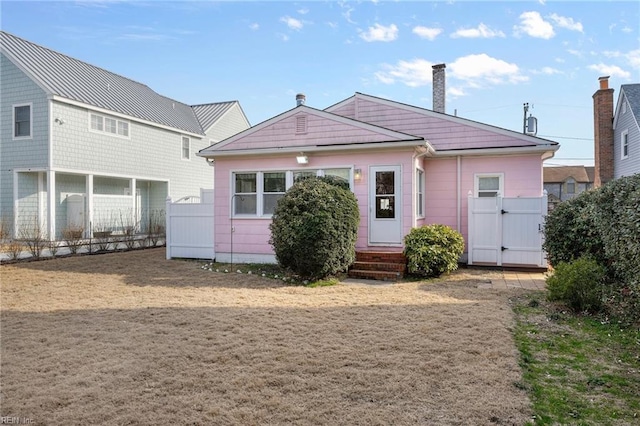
[38,172,46,238]
[86,174,94,237]
[131,178,137,228]
[47,170,56,240]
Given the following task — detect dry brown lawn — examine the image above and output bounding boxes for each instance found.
[1,248,532,425]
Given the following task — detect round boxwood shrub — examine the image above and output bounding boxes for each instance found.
[546,255,606,313]
[403,224,464,278]
[269,176,359,281]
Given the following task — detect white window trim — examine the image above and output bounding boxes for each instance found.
[474,173,504,198]
[416,167,425,218]
[181,136,191,160]
[88,112,131,139]
[621,130,629,159]
[13,102,33,140]
[231,167,355,218]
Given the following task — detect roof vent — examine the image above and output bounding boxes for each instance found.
[296,93,306,106]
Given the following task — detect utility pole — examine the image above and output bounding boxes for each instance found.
[523,103,529,134]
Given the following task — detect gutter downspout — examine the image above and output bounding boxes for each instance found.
[457,156,461,232]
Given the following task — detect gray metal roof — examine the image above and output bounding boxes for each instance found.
[621,84,640,127]
[1,31,239,136]
[192,102,237,132]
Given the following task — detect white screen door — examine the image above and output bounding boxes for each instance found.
[369,166,402,244]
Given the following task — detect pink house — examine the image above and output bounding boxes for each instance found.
[198,65,559,267]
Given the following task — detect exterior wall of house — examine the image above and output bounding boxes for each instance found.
[614,94,640,178]
[424,154,544,254]
[204,103,250,143]
[543,182,592,201]
[50,101,212,200]
[212,149,418,262]
[0,54,49,228]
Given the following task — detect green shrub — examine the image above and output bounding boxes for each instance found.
[403,224,464,278]
[543,189,606,267]
[269,177,359,281]
[546,256,606,313]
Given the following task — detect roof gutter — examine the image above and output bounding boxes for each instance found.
[197,139,432,158]
[434,144,558,158]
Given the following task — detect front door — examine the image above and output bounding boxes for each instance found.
[369,166,402,244]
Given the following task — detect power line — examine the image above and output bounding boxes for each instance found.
[538,134,593,141]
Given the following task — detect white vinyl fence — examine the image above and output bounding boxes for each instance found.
[165,190,215,260]
[467,192,548,268]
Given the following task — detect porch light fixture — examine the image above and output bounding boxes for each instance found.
[296,154,309,165]
[354,168,362,181]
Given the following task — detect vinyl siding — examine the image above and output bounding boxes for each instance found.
[614,95,640,178]
[50,101,212,200]
[0,54,49,223]
[204,103,250,143]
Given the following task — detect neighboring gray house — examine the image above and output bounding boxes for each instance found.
[593,77,640,186]
[613,84,640,179]
[543,165,594,210]
[1,31,250,239]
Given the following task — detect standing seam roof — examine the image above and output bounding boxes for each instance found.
[1,31,237,136]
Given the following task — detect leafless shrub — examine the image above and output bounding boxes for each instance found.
[0,216,12,241]
[92,224,112,252]
[19,218,47,259]
[62,225,85,255]
[119,212,139,250]
[6,240,23,260]
[145,209,165,247]
[48,240,60,257]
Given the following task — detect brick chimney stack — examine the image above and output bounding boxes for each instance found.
[593,76,615,187]
[432,63,446,114]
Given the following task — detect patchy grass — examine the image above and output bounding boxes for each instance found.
[512,292,640,425]
[1,248,532,425]
[200,260,344,286]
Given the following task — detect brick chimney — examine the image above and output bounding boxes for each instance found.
[432,63,446,113]
[593,76,614,187]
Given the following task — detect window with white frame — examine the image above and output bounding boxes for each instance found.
[565,178,576,194]
[621,130,629,159]
[182,136,190,160]
[233,168,352,217]
[14,104,32,138]
[416,168,424,217]
[475,174,503,197]
[90,113,129,137]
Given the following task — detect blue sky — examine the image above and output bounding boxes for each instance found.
[2,1,639,166]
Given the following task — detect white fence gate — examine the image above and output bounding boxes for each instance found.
[467,193,548,268]
[165,190,215,260]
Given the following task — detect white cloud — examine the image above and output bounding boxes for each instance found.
[249,23,259,31]
[587,63,631,80]
[514,11,554,39]
[449,54,528,85]
[622,26,633,34]
[374,58,433,87]
[412,26,442,41]
[278,33,289,42]
[549,13,583,33]
[280,16,303,31]
[359,23,398,42]
[533,66,562,75]
[627,49,640,69]
[448,86,466,98]
[297,8,309,15]
[451,23,505,39]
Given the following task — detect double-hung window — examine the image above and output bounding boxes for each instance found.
[182,136,190,160]
[475,174,503,197]
[233,168,352,217]
[263,172,286,215]
[416,168,424,217]
[234,173,258,215]
[621,130,629,159]
[14,104,32,138]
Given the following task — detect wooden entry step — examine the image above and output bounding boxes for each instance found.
[348,251,407,281]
